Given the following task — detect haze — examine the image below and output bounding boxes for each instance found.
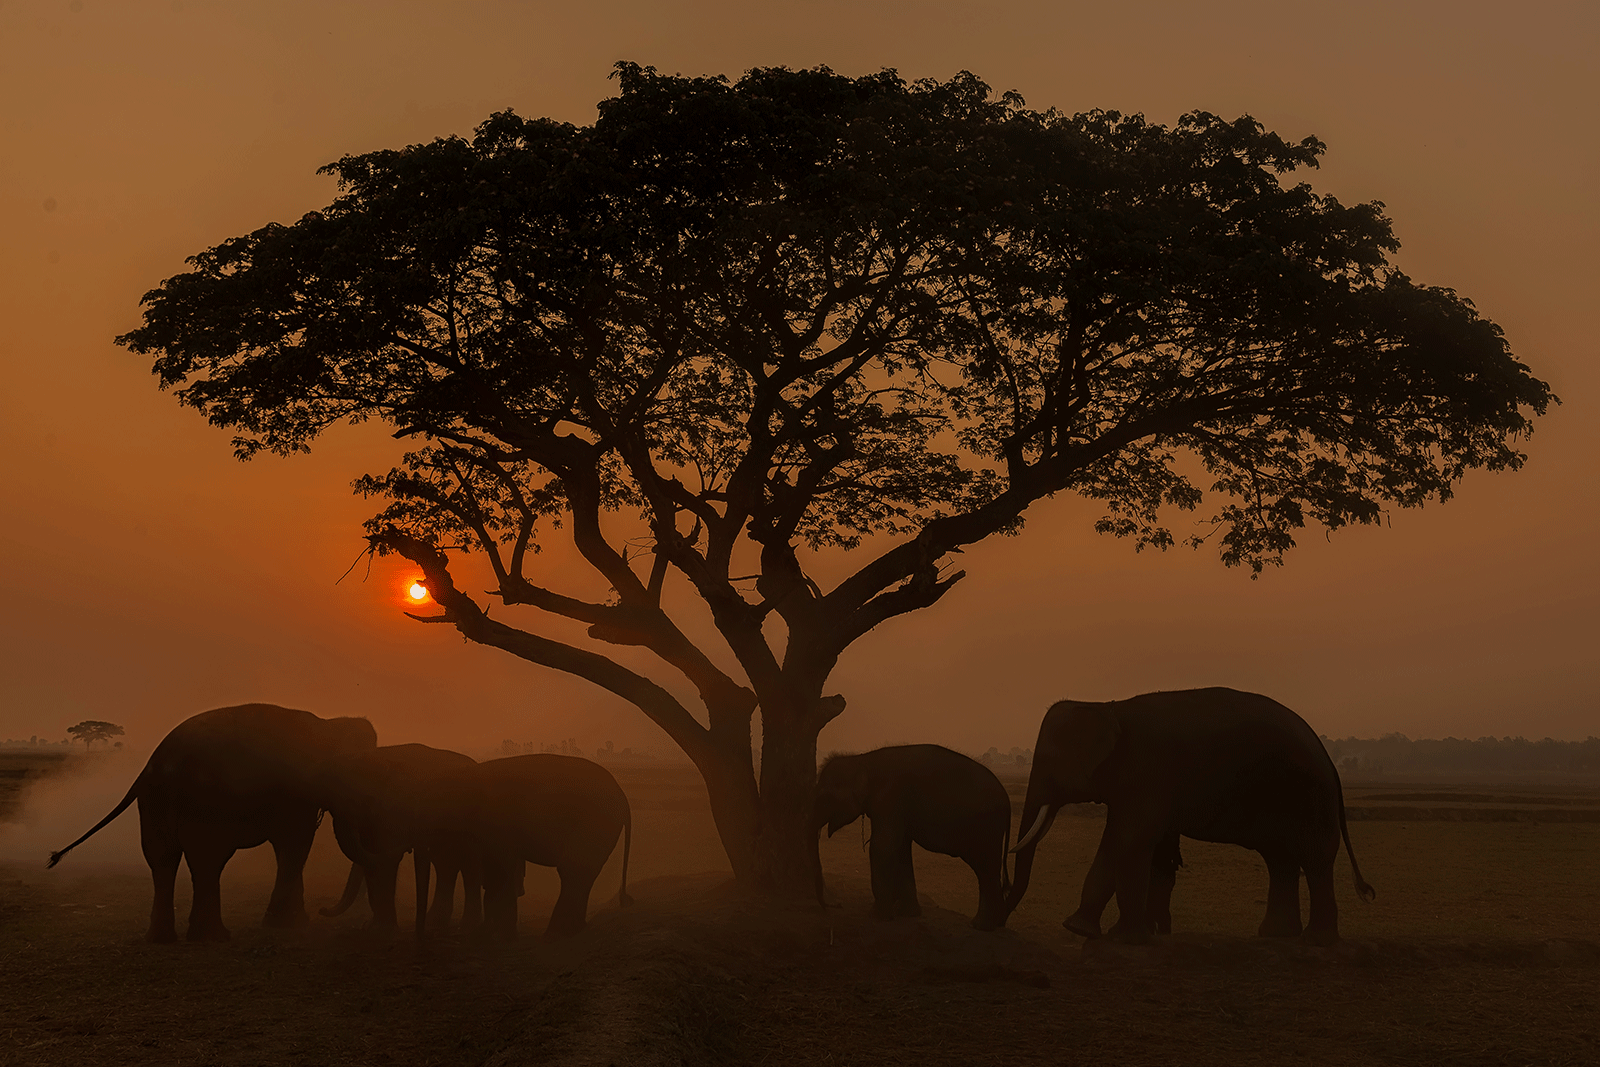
[1,0,1594,758]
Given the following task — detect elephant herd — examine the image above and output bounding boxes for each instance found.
[46,704,630,943]
[47,687,1373,947]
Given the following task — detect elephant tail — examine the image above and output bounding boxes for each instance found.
[47,771,144,869]
[320,861,365,917]
[617,801,633,908]
[1339,793,1376,902]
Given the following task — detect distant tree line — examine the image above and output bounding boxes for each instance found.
[1322,734,1600,776]
[496,738,657,761]
[979,747,1034,768]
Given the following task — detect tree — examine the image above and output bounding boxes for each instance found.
[67,720,124,751]
[116,64,1552,894]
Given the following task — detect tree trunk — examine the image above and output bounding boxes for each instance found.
[684,704,822,896]
[693,742,763,886]
[752,705,825,896]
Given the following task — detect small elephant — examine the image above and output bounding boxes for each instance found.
[320,743,478,933]
[813,744,1012,931]
[1007,687,1374,945]
[48,704,378,942]
[412,754,633,940]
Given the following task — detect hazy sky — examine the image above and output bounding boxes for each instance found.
[2,0,1595,758]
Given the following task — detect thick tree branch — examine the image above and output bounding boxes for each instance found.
[374,529,717,757]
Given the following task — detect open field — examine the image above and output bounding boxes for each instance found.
[2,757,1597,1065]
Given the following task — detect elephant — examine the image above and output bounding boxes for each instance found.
[318,743,478,933]
[1006,687,1374,945]
[47,704,378,942]
[813,744,1012,931]
[411,754,633,941]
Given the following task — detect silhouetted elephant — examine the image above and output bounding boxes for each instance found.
[1007,688,1374,945]
[47,704,378,942]
[319,743,478,933]
[813,744,1012,931]
[412,754,632,941]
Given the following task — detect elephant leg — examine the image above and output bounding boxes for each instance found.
[1099,808,1159,944]
[1303,854,1340,945]
[364,858,401,930]
[1258,851,1304,937]
[184,844,235,942]
[868,823,915,920]
[426,862,458,933]
[1106,845,1156,945]
[140,809,180,944]
[896,847,921,918]
[1146,832,1181,936]
[457,856,483,936]
[479,857,518,941]
[263,824,315,928]
[965,837,1008,932]
[1064,823,1120,939]
[546,865,599,938]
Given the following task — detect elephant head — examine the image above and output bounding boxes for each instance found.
[1005,700,1120,912]
[810,753,871,907]
[320,750,417,870]
[812,754,870,838]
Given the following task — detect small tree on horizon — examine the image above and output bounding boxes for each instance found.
[116,64,1552,895]
[66,721,125,752]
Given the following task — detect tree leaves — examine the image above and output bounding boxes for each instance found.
[118,61,1552,618]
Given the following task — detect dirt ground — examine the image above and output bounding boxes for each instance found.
[2,759,1597,1066]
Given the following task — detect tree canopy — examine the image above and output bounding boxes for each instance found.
[66,721,124,751]
[117,63,1552,891]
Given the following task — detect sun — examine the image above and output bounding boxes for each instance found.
[408,581,429,602]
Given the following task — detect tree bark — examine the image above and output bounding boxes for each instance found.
[753,708,825,895]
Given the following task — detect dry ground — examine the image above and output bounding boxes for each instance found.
[1,758,1596,1066]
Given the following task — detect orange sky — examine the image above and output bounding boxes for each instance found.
[2,1,1595,757]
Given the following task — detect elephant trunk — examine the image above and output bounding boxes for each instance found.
[319,862,365,917]
[1005,771,1060,914]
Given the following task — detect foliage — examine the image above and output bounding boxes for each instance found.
[65,721,124,750]
[114,63,1553,886]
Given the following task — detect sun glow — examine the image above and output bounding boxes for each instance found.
[408,581,429,602]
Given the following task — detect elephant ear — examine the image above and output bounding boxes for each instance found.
[1055,703,1121,795]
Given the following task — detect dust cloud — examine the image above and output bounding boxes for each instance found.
[0,749,149,871]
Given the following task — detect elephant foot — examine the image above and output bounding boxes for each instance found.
[263,908,310,930]
[970,912,1005,932]
[185,923,230,943]
[146,926,178,944]
[871,904,898,922]
[1257,915,1304,938]
[1106,921,1151,946]
[1063,911,1102,939]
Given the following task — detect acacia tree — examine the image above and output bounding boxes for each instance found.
[117,64,1551,893]
[66,721,124,751]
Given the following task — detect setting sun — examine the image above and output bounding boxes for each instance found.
[408,581,428,602]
